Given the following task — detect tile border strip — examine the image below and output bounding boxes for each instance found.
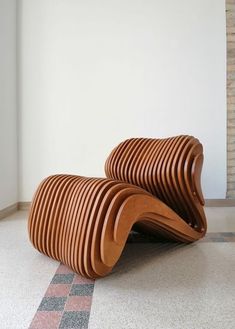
[28,231,235,328]
[29,264,95,329]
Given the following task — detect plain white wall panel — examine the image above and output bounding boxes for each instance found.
[19,0,226,200]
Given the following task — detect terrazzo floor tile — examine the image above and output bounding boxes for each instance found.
[29,311,62,329]
[70,284,94,296]
[0,211,59,329]
[29,262,95,329]
[73,275,95,284]
[51,273,75,284]
[88,242,235,329]
[45,284,71,297]
[65,296,92,311]
[59,311,90,329]
[1,209,235,329]
[38,297,67,311]
[205,207,235,232]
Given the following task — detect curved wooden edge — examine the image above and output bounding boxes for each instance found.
[105,135,207,232]
[28,174,206,279]
[101,193,205,268]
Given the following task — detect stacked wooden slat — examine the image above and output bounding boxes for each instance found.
[105,135,206,232]
[28,135,207,278]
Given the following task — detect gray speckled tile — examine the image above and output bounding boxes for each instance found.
[51,273,75,284]
[38,297,67,311]
[70,284,94,296]
[205,207,235,232]
[89,243,235,329]
[59,311,89,329]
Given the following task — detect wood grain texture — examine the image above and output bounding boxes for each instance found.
[28,135,207,278]
[105,135,206,231]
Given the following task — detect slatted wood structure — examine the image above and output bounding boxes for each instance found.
[28,135,207,278]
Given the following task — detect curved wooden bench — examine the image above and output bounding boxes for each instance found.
[28,135,207,278]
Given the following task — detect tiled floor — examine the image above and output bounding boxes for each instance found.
[89,242,235,329]
[0,211,59,329]
[0,208,234,329]
[205,207,235,232]
[29,264,94,329]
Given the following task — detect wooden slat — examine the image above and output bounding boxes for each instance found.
[28,136,207,278]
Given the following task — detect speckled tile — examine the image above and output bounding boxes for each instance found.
[70,284,94,296]
[28,262,95,328]
[73,274,95,285]
[29,311,62,329]
[89,243,235,329]
[59,311,90,329]
[65,296,92,311]
[45,284,71,297]
[1,209,235,329]
[205,207,235,232]
[38,297,67,311]
[0,211,59,329]
[51,273,75,284]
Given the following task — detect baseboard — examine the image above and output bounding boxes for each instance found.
[205,199,235,207]
[18,202,31,210]
[0,199,234,220]
[0,203,18,220]
[0,202,31,220]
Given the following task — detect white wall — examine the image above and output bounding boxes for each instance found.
[0,0,18,210]
[19,0,226,201]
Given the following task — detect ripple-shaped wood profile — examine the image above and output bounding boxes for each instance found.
[28,135,207,278]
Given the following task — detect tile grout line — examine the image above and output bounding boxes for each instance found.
[57,272,76,329]
[58,273,75,329]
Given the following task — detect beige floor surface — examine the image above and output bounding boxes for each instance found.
[0,208,234,329]
[89,242,235,329]
[89,207,235,329]
[0,211,59,329]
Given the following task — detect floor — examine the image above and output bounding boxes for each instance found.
[0,208,234,329]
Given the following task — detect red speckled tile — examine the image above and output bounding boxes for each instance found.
[73,274,95,284]
[29,263,95,329]
[29,311,62,329]
[65,296,92,311]
[45,284,71,297]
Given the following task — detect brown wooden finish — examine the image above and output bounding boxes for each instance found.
[105,135,206,231]
[28,135,207,278]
